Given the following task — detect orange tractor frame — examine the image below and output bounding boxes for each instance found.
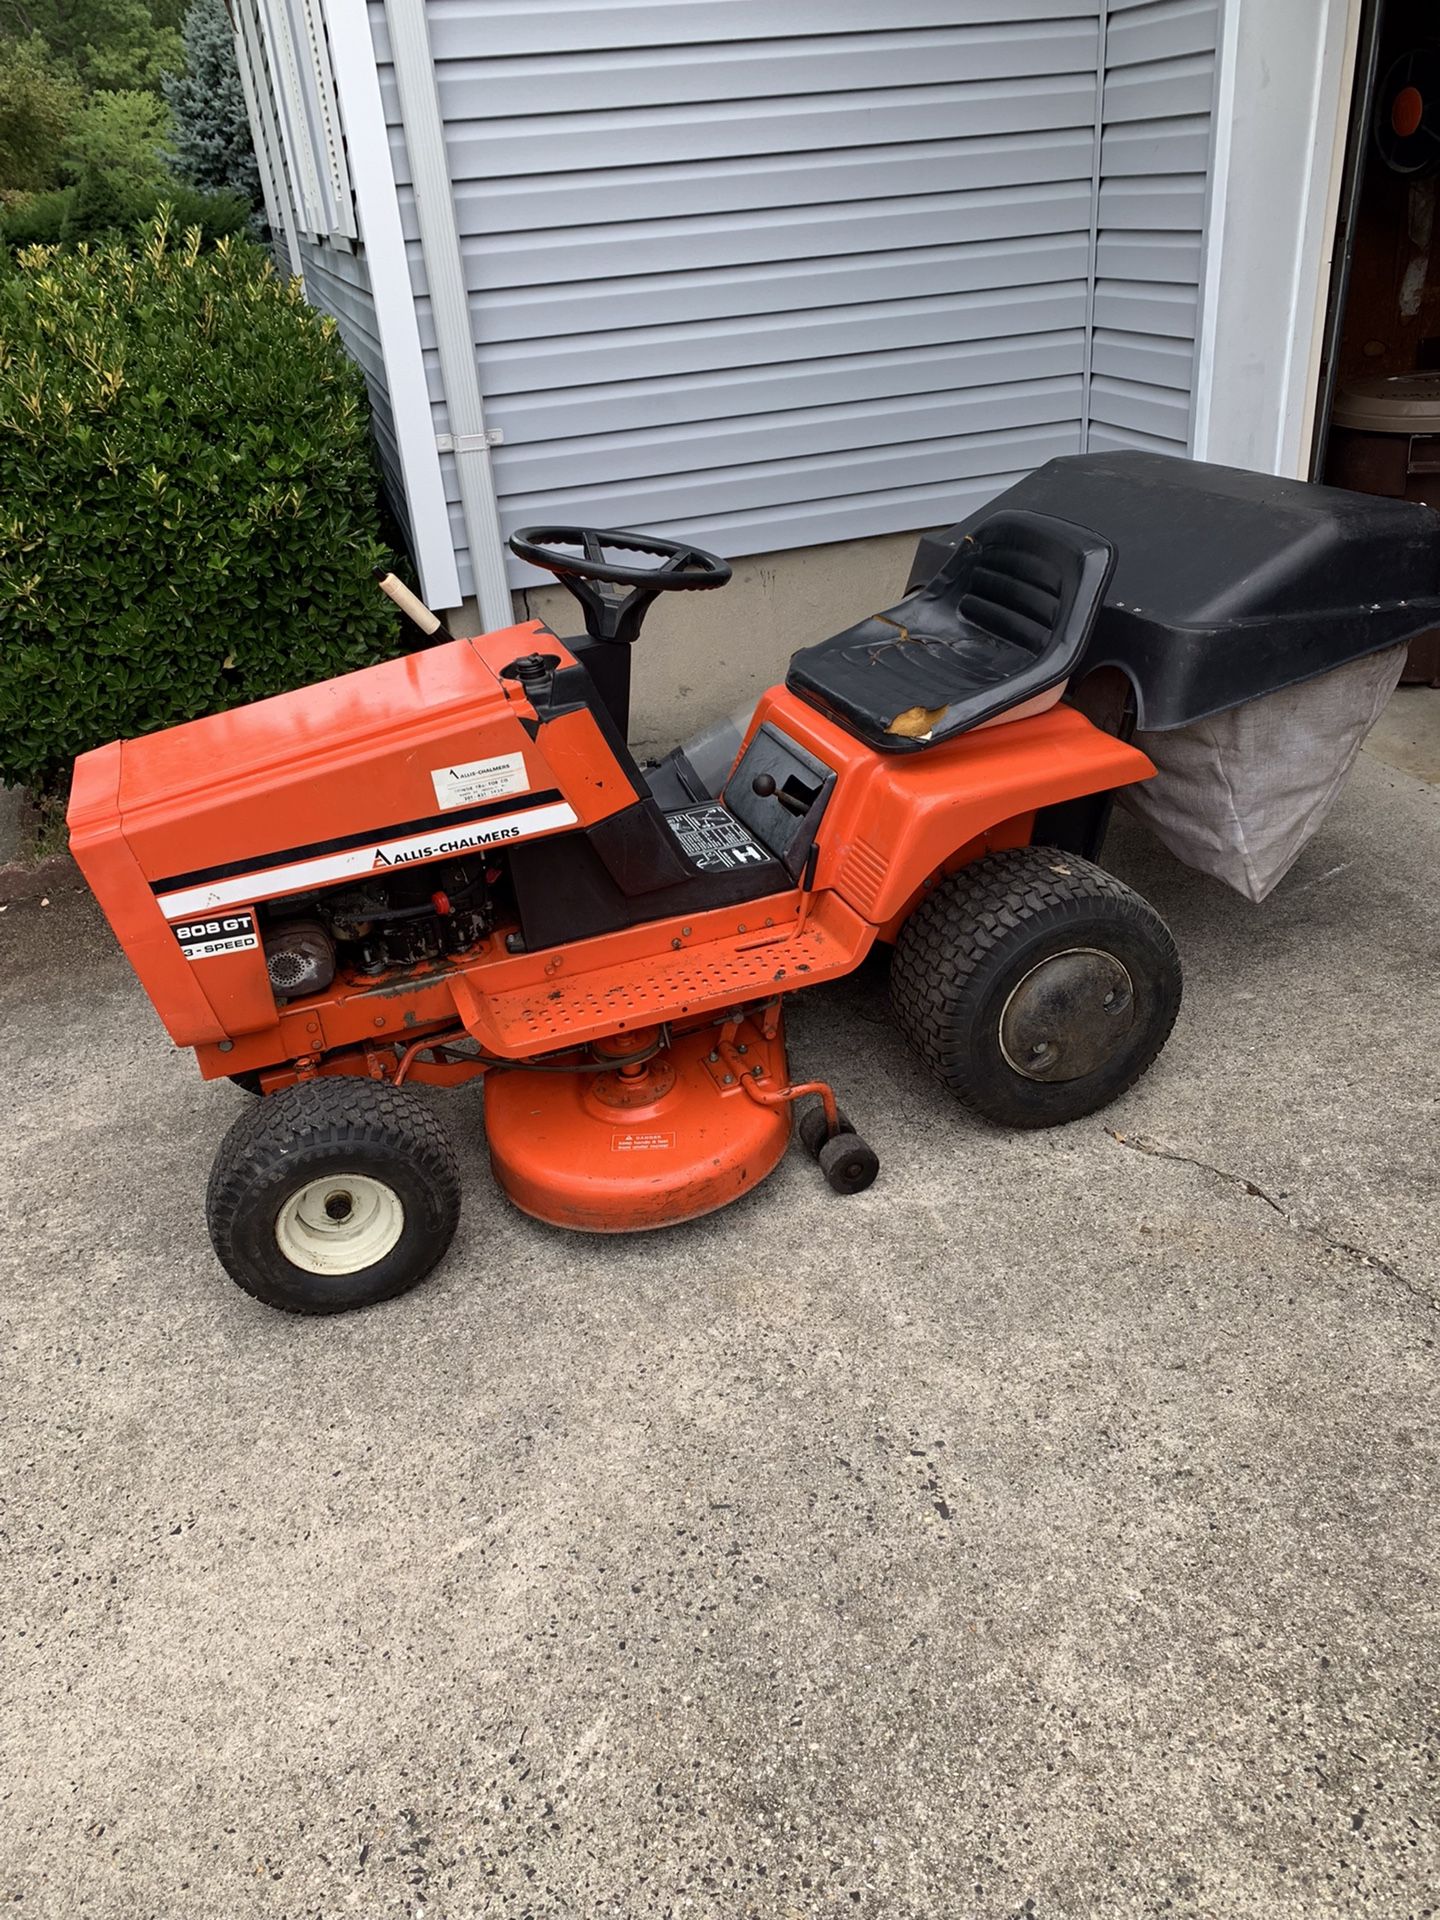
[69,510,1178,1313]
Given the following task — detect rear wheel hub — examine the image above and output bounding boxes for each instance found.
[999,946,1135,1083]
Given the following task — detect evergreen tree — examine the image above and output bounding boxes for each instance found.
[163,0,259,209]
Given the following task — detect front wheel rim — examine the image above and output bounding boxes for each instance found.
[274,1173,406,1275]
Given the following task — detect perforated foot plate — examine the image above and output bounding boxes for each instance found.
[451,894,870,1057]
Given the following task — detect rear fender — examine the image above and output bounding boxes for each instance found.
[744,686,1155,928]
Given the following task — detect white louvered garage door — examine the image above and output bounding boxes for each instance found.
[367,0,1220,594]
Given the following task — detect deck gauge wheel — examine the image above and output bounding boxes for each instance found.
[816,1131,880,1195]
[798,1102,853,1158]
[797,1102,878,1194]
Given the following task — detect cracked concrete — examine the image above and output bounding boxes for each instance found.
[1,749,1437,1919]
[1105,1130,1439,1313]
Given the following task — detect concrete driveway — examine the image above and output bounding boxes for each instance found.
[2,746,1436,1919]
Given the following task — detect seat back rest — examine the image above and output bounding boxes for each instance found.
[783,507,1115,751]
[958,552,1063,656]
[958,512,1103,655]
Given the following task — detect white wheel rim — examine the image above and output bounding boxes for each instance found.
[274,1173,405,1276]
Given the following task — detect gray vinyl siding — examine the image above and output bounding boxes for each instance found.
[1087,0,1219,454]
[351,0,1218,595]
[370,1,1114,595]
[295,237,413,550]
[270,227,297,279]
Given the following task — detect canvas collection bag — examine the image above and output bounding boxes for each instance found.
[1118,644,1407,902]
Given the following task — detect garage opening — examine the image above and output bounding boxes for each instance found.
[1311,0,1440,684]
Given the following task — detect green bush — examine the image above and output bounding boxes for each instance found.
[64,87,172,189]
[0,184,73,246]
[1,177,250,249]
[0,215,404,791]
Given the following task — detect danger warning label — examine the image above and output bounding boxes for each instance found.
[611,1130,677,1153]
[668,805,770,873]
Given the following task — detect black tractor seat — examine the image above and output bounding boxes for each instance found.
[786,509,1116,751]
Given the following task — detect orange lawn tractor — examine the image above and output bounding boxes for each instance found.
[69,451,1434,1314]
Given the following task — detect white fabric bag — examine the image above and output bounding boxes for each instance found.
[1118,644,1407,901]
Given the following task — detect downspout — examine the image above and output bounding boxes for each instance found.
[381,0,514,632]
[1190,0,1243,460]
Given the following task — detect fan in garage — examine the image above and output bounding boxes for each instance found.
[1374,47,1440,175]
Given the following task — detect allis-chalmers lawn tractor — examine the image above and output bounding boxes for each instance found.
[69,452,1436,1313]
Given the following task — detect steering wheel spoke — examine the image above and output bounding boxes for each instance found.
[507,523,732,647]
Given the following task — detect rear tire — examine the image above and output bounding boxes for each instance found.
[890,846,1181,1129]
[206,1078,461,1313]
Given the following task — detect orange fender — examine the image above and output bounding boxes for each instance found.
[744,687,1155,927]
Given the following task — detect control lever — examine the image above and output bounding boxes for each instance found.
[751,772,809,818]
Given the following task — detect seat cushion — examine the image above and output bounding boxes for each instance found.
[786,509,1116,751]
[789,606,1040,737]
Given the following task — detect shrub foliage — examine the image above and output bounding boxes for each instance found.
[66,87,172,188]
[0,35,82,192]
[1,176,248,248]
[0,216,402,790]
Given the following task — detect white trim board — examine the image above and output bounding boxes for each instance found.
[381,0,514,632]
[1191,0,1363,476]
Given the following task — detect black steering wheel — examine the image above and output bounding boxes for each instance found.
[508,525,732,646]
[510,526,732,592]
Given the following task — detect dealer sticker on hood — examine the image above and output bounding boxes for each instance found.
[430,751,528,810]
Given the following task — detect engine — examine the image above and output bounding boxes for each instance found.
[257,858,502,1003]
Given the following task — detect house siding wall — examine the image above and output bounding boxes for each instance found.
[295,236,415,552]
[1089,0,1220,455]
[357,0,1220,595]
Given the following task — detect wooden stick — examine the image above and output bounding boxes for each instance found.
[374,570,443,636]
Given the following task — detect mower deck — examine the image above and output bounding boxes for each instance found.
[485,1015,795,1232]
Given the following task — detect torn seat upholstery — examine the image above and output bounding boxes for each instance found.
[786,509,1116,751]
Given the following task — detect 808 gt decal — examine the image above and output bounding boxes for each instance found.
[173,911,259,961]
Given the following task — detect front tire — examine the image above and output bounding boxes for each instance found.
[206,1078,462,1313]
[890,847,1181,1129]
